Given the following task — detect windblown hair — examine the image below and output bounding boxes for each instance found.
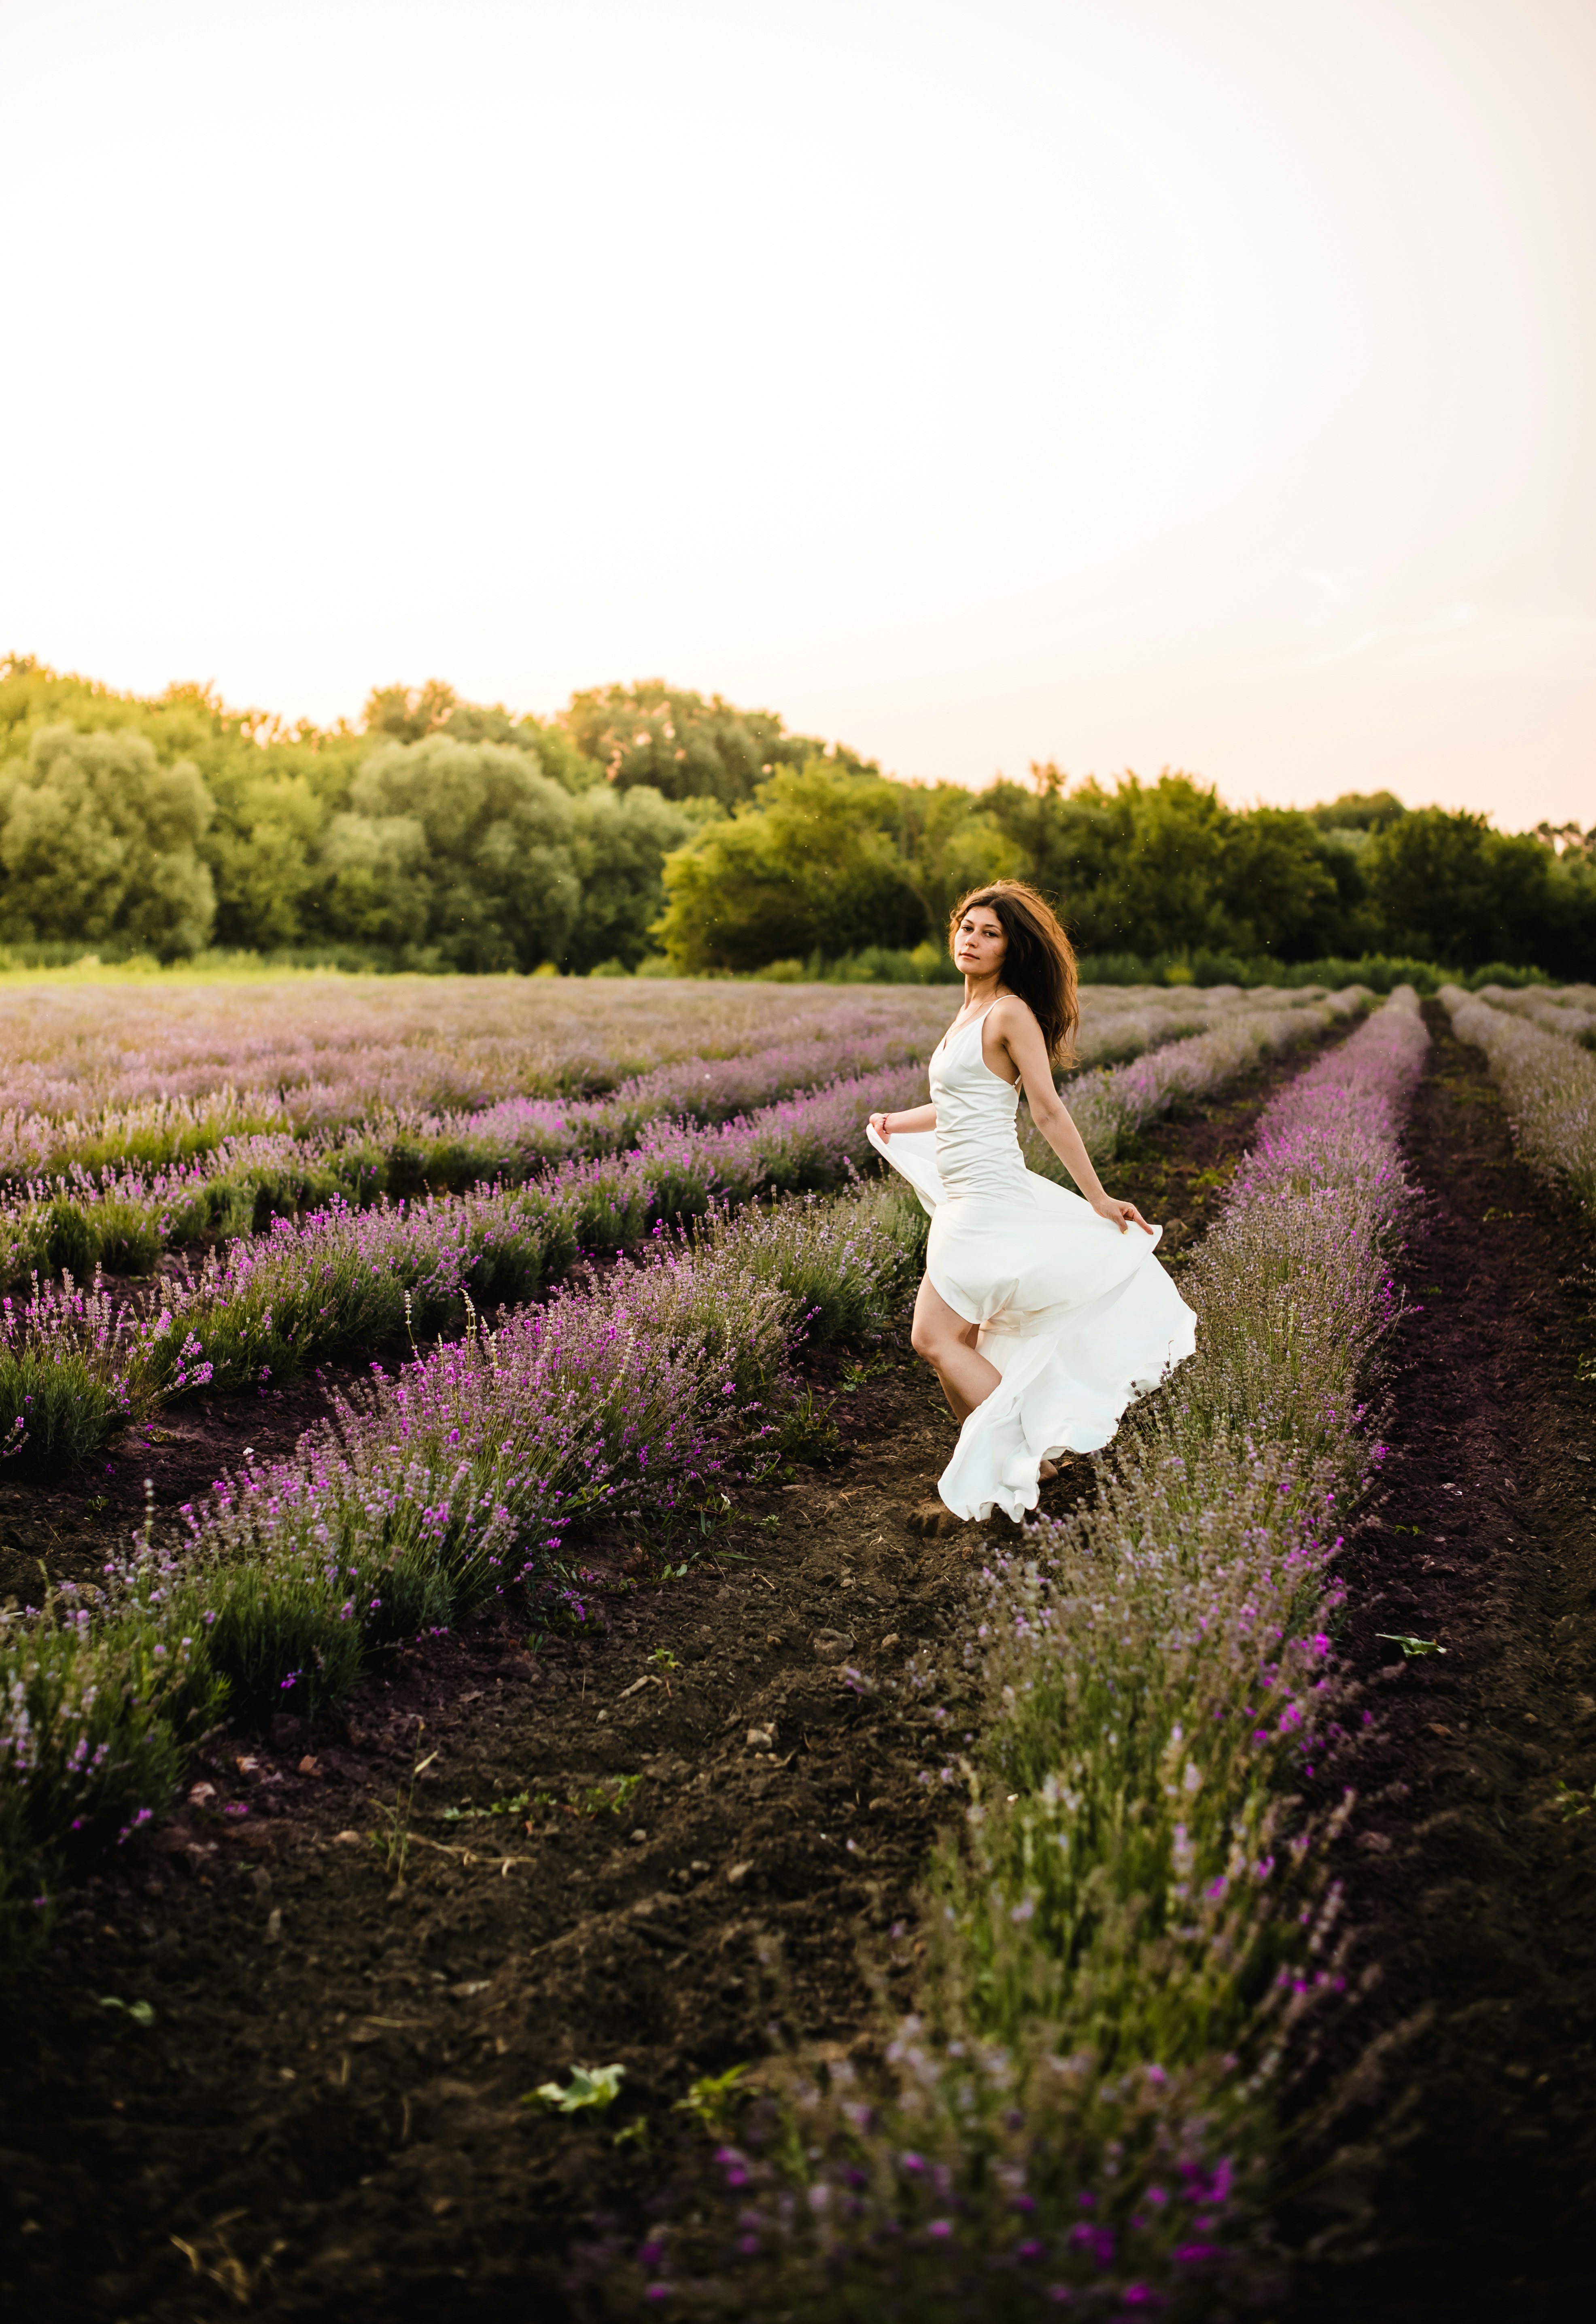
[948,881,1079,1066]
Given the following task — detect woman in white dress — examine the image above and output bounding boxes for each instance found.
[867,882,1196,1524]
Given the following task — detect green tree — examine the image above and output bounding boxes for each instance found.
[561,681,877,809]
[1088,774,1235,953]
[0,724,215,959]
[655,760,928,970]
[1307,790,1409,834]
[979,768,1358,962]
[1542,853,1596,977]
[1363,808,1557,970]
[327,735,582,969]
[896,781,1014,932]
[979,770,1233,955]
[1213,807,1343,958]
[975,763,1091,913]
[444,705,600,794]
[0,658,369,956]
[1531,818,1595,863]
[320,809,432,952]
[362,679,461,743]
[361,681,602,796]
[205,772,329,951]
[4,654,1586,982]
[563,785,698,972]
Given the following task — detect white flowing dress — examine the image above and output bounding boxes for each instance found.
[867,1005,1197,1523]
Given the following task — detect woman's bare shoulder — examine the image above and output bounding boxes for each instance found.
[990,991,1042,1034]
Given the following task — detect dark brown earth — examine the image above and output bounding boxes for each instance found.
[1291,1005,1596,2322]
[0,1028,1405,2324]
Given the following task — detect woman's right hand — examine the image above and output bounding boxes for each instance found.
[1091,1191,1155,1235]
[868,1111,892,1142]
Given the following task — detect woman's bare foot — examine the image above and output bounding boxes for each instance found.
[1038,1455,1075,1483]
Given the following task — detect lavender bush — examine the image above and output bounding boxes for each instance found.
[0,1525,227,1944]
[0,1055,931,1285]
[1442,985,1596,1197]
[0,1273,157,1472]
[0,1067,935,1440]
[174,1176,927,1695]
[606,995,1427,2318]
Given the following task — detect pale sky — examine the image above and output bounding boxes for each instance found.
[2,0,1592,826]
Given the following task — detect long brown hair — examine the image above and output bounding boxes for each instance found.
[948,880,1079,1066]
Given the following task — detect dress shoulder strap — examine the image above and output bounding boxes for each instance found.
[938,998,1002,1053]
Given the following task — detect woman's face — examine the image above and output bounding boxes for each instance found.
[953,905,1008,978]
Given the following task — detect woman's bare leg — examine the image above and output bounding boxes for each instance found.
[910,1276,1000,1422]
[910,1276,1061,1477]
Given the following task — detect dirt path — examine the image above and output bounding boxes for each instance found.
[1294,1004,1596,2320]
[0,1039,1348,2324]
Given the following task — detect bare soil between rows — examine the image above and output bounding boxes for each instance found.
[1290,1006,1596,2320]
[0,1031,1399,2324]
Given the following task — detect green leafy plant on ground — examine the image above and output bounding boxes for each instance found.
[526,2064,627,2114]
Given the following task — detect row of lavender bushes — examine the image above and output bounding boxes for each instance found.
[0,1039,935,1284]
[0,1033,935,1250]
[0,1063,934,1472]
[1440,985,1596,1199]
[0,978,972,1160]
[0,978,1329,1188]
[608,991,1428,2320]
[0,1180,930,1946]
[1469,981,1596,1051]
[1020,987,1370,1174]
[0,1003,1363,1476]
[0,991,1327,1280]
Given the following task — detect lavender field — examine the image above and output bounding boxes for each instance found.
[0,970,1343,1844]
[4,970,1593,2322]
[0,968,1333,1126]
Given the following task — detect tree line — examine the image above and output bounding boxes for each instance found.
[1,656,1590,978]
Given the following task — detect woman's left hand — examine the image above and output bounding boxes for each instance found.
[1092,1193,1155,1236]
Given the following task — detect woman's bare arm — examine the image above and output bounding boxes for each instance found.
[867,1102,936,1140]
[990,1000,1154,1235]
